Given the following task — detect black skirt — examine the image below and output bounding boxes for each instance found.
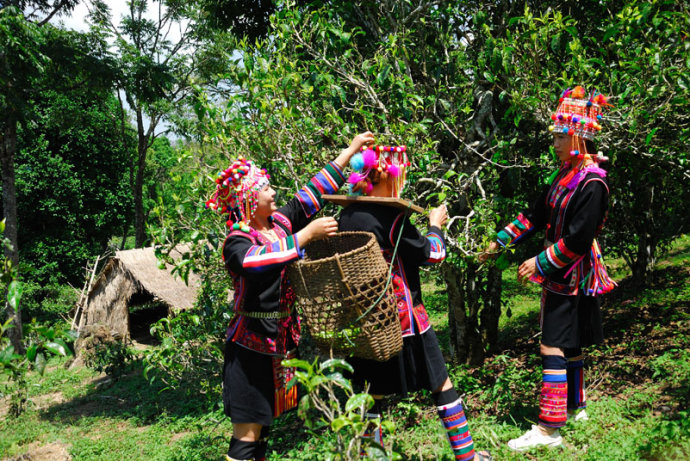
[222,341,276,426]
[348,327,449,396]
[540,289,604,349]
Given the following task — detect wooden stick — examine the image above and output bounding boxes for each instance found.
[322,194,424,214]
[72,255,100,334]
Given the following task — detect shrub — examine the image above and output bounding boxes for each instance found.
[78,324,134,379]
[20,281,78,323]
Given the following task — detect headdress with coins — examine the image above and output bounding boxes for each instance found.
[347,145,410,198]
[206,157,270,232]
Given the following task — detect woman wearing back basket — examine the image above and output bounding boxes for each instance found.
[338,143,491,461]
[207,132,374,461]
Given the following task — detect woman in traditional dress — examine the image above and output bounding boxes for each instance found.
[482,86,616,452]
[208,132,375,461]
[339,144,491,461]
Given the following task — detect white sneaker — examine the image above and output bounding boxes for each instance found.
[567,409,589,422]
[507,425,563,452]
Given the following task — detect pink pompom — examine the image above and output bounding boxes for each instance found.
[348,172,365,184]
[363,149,378,168]
[387,164,400,177]
[365,181,374,194]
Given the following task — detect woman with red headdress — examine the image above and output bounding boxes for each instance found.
[339,144,491,461]
[482,86,616,452]
[208,132,374,461]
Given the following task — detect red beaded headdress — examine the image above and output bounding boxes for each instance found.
[206,157,270,231]
[347,145,410,198]
[548,86,611,163]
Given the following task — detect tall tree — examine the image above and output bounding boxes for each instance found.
[17,81,135,286]
[0,1,79,351]
[87,0,200,247]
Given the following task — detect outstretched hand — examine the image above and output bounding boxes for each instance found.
[479,240,500,263]
[517,257,537,284]
[349,132,375,152]
[298,217,338,246]
[429,204,448,229]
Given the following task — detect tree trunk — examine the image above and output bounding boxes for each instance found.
[444,261,502,366]
[443,263,468,363]
[632,184,656,285]
[480,265,502,354]
[134,110,147,248]
[633,231,657,286]
[0,118,24,353]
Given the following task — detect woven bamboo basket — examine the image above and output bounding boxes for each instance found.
[288,232,402,361]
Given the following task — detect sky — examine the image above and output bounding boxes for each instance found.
[55,1,153,34]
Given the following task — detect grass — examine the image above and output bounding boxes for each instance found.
[2,236,689,460]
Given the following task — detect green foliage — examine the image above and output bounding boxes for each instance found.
[20,281,78,322]
[649,348,690,407]
[0,5,46,125]
[285,357,399,460]
[16,86,134,285]
[0,318,75,416]
[142,310,223,403]
[82,338,135,379]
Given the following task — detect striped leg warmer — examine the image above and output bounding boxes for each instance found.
[434,389,476,461]
[539,355,568,428]
[566,351,586,410]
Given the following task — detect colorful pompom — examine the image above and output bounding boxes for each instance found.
[594,94,608,105]
[571,86,586,99]
[362,148,378,168]
[350,153,365,171]
[348,172,365,184]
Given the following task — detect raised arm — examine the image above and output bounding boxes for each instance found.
[389,205,447,266]
[276,132,375,231]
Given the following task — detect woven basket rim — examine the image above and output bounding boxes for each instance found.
[292,231,378,269]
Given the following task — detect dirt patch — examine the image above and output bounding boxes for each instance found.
[3,441,71,461]
[169,431,190,443]
[31,392,66,411]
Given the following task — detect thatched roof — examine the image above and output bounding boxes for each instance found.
[88,245,200,313]
[113,246,199,310]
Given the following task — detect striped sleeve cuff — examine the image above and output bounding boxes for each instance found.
[425,227,446,263]
[536,239,581,276]
[497,213,534,247]
[296,161,346,217]
[242,235,303,273]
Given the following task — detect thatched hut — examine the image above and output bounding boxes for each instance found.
[78,246,201,341]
